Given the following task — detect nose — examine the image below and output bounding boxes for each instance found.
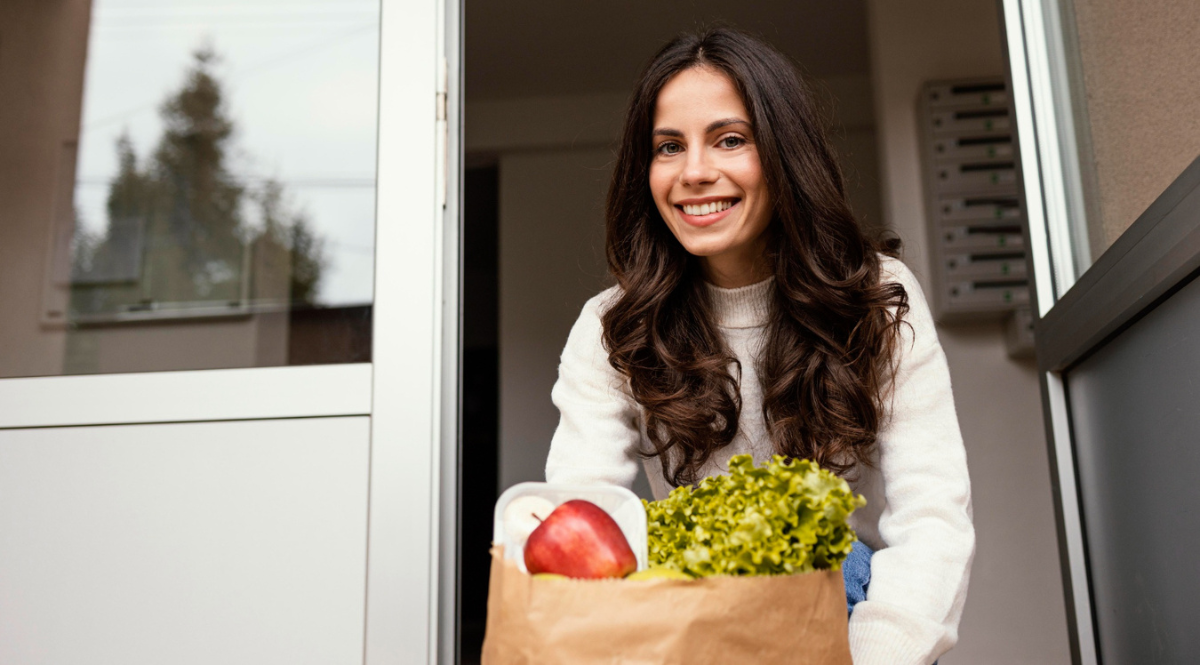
[680,147,719,187]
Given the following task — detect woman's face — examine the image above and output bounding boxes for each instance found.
[649,66,772,287]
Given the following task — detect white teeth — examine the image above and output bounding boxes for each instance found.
[682,200,734,216]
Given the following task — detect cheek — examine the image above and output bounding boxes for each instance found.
[648,164,675,209]
[727,156,766,198]
[728,160,770,233]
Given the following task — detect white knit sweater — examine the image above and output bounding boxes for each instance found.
[544,256,975,665]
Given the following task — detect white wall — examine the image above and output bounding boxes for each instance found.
[867,0,1072,662]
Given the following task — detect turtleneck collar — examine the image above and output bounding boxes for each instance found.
[704,277,773,329]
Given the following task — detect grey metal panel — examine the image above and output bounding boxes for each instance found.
[1038,156,1200,372]
[1066,274,1200,664]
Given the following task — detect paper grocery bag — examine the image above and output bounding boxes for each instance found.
[481,547,852,665]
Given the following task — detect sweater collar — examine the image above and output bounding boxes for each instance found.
[704,277,773,329]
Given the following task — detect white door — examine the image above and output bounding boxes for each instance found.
[0,0,455,663]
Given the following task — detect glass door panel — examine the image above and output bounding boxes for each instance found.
[0,0,380,378]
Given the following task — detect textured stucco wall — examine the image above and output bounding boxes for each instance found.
[1071,0,1200,257]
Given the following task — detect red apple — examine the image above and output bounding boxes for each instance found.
[523,500,637,579]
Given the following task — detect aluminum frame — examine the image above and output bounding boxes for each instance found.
[438,0,464,661]
[0,364,372,430]
[999,0,1098,663]
[1037,157,1200,372]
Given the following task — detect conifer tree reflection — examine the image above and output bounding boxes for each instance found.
[72,46,326,317]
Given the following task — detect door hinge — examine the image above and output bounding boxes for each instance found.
[436,56,448,209]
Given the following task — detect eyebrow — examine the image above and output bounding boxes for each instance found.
[652,117,751,138]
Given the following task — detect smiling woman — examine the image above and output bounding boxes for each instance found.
[543,27,974,665]
[594,28,912,488]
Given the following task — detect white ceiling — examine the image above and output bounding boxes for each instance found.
[465,0,870,101]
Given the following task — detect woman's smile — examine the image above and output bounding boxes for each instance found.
[675,197,741,226]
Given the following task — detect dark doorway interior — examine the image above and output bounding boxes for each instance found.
[459,165,499,664]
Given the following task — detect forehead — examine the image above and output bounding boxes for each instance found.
[653,67,749,128]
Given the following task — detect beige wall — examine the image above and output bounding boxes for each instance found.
[60,318,278,375]
[1070,0,1200,258]
[867,0,1072,662]
[0,0,92,378]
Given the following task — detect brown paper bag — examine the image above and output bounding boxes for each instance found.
[482,547,852,665]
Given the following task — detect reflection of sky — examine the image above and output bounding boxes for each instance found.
[75,0,380,306]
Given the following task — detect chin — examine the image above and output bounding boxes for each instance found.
[678,237,734,258]
[666,227,722,256]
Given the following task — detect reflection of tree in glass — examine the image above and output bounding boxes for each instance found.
[73,46,326,316]
[253,179,327,307]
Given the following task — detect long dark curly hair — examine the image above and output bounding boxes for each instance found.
[602,27,910,487]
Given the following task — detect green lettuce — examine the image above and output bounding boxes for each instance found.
[643,454,865,577]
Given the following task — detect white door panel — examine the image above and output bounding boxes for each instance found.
[0,417,370,665]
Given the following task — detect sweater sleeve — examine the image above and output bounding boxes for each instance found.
[847,258,976,665]
[544,289,643,489]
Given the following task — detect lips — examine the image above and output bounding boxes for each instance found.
[675,198,740,227]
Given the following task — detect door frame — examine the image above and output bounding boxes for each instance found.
[1002,1,1200,663]
[358,0,458,661]
[0,364,372,429]
[437,0,464,661]
[1001,2,1097,660]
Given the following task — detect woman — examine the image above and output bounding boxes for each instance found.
[544,28,973,665]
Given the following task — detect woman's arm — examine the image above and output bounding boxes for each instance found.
[544,289,644,489]
[847,258,976,665]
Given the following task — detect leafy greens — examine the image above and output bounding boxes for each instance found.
[644,454,865,577]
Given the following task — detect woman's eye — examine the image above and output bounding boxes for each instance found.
[656,142,682,155]
[719,136,745,149]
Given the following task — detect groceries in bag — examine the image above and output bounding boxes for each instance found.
[482,454,865,664]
